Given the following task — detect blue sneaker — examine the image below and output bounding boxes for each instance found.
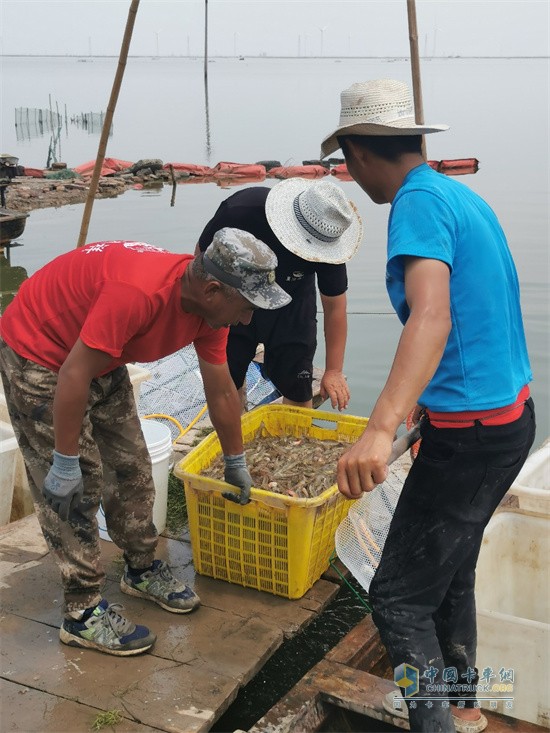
[121,559,200,614]
[60,599,156,656]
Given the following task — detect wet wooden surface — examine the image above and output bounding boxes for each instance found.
[0,514,341,732]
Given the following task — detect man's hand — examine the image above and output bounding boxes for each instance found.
[43,451,84,521]
[320,369,350,411]
[222,453,252,505]
[336,429,394,499]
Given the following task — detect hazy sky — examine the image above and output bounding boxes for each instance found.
[1,0,548,58]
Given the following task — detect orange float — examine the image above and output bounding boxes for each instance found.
[267,165,329,180]
[330,163,353,181]
[211,162,266,179]
[164,162,214,176]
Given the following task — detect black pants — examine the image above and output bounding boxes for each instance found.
[369,399,536,732]
[227,285,317,403]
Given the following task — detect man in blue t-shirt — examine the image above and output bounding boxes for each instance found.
[321,79,535,733]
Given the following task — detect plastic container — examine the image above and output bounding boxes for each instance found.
[0,421,19,525]
[127,363,151,410]
[475,510,550,727]
[98,418,172,541]
[509,440,550,516]
[174,404,368,599]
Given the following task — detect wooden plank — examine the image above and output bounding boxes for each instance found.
[313,660,409,729]
[325,614,385,669]
[248,674,327,733]
[0,678,160,732]
[0,612,238,733]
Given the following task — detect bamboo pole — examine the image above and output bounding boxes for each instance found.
[406,0,427,160]
[204,0,209,83]
[169,164,177,207]
[76,0,140,248]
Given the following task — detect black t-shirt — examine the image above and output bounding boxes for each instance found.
[197,187,348,298]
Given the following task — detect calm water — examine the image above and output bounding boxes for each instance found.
[2,56,548,440]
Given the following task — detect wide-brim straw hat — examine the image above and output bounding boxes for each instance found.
[321,79,449,158]
[265,178,362,264]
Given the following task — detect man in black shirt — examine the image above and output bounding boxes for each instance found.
[197,179,362,409]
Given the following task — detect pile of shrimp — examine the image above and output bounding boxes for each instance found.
[202,432,348,498]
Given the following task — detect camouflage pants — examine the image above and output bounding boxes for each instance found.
[0,338,158,614]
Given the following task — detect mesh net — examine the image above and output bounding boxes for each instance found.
[136,345,279,439]
[335,464,404,593]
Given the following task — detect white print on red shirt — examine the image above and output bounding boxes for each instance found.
[82,241,168,255]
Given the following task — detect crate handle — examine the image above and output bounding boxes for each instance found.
[311,418,338,431]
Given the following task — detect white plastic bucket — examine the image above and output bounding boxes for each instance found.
[97,418,173,541]
[0,421,19,525]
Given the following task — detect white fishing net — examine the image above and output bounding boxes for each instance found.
[135,345,280,439]
[335,464,405,594]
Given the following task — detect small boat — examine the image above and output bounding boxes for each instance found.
[0,208,29,246]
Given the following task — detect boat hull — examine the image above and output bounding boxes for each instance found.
[0,208,29,245]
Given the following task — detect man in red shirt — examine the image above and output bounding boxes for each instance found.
[0,228,290,656]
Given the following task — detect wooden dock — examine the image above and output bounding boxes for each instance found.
[0,513,344,733]
[0,357,350,732]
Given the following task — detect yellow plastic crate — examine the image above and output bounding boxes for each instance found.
[174,404,368,599]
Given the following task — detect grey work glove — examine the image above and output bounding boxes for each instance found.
[43,450,84,521]
[222,453,252,505]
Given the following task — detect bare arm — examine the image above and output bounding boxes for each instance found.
[198,356,244,455]
[319,292,350,410]
[337,257,451,498]
[53,339,113,455]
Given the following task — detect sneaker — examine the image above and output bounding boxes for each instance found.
[383,691,488,733]
[59,599,156,656]
[121,559,200,614]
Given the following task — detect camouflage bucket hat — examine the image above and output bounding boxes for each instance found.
[203,228,291,310]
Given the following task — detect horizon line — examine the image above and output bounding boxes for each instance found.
[1,53,549,60]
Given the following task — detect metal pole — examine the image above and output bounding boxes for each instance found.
[77,0,140,247]
[406,0,427,159]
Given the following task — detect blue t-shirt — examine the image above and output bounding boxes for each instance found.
[386,163,531,412]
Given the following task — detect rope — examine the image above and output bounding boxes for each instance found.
[328,550,372,611]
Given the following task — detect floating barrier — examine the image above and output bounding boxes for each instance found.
[330,163,354,181]
[20,157,480,184]
[211,161,266,178]
[21,167,44,178]
[267,164,329,179]
[73,157,134,178]
[163,162,213,176]
[429,158,480,175]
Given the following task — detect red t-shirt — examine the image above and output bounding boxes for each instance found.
[0,241,228,374]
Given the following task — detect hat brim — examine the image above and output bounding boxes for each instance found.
[320,120,449,158]
[239,282,291,310]
[265,178,363,265]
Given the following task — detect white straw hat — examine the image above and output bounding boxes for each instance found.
[321,79,449,157]
[265,178,362,264]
